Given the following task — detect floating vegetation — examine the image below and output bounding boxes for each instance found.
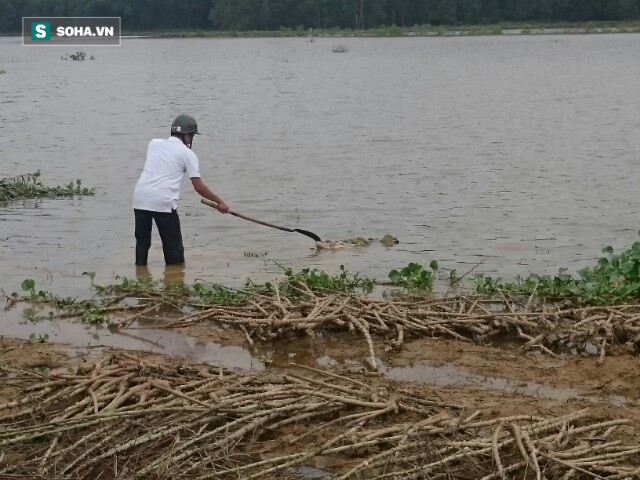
[0,171,95,202]
[61,51,88,61]
[8,265,375,326]
[389,260,438,290]
[9,272,640,364]
[315,237,373,249]
[475,238,640,305]
[332,44,348,53]
[243,251,267,258]
[1,353,638,479]
[8,238,640,362]
[276,264,374,294]
[0,69,6,74]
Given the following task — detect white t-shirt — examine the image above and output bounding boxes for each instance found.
[133,137,201,212]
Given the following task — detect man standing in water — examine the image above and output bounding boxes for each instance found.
[133,114,229,266]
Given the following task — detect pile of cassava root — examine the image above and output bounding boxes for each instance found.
[158,290,640,368]
[1,352,639,479]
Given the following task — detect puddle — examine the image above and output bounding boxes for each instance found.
[2,307,636,408]
[1,307,264,370]
[379,361,637,407]
[380,362,581,401]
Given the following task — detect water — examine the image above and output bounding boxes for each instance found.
[1,306,264,370]
[1,34,640,301]
[4,304,635,407]
[379,361,637,406]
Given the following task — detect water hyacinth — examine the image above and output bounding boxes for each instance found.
[474,237,640,305]
[0,171,95,202]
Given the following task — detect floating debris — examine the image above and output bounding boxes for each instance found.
[315,235,398,250]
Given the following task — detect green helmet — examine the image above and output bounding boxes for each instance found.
[170,114,200,135]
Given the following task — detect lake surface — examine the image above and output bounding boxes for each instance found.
[1,34,640,300]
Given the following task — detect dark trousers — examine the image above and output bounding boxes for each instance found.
[134,209,185,265]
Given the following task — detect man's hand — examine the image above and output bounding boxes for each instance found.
[216,201,229,214]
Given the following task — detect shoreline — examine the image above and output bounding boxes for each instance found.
[3,21,640,39]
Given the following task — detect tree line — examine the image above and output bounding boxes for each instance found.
[2,0,640,33]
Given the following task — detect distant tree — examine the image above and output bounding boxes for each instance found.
[385,0,412,26]
[82,0,111,17]
[533,0,564,20]
[503,0,536,21]
[426,0,458,25]
[0,0,19,32]
[608,0,640,19]
[317,0,355,28]
[457,0,483,25]
[362,0,388,28]
[476,0,504,24]
[209,0,264,30]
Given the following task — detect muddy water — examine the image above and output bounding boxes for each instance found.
[5,303,636,407]
[1,306,264,370]
[2,35,640,375]
[2,34,640,299]
[379,361,637,407]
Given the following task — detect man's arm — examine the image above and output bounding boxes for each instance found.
[191,177,229,213]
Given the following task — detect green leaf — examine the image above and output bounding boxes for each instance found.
[21,279,35,292]
[620,261,635,274]
[556,273,572,282]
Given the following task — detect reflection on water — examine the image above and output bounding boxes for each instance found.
[163,263,186,285]
[135,263,186,286]
[1,308,264,370]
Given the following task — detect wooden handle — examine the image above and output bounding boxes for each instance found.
[200,198,293,232]
[201,198,221,209]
